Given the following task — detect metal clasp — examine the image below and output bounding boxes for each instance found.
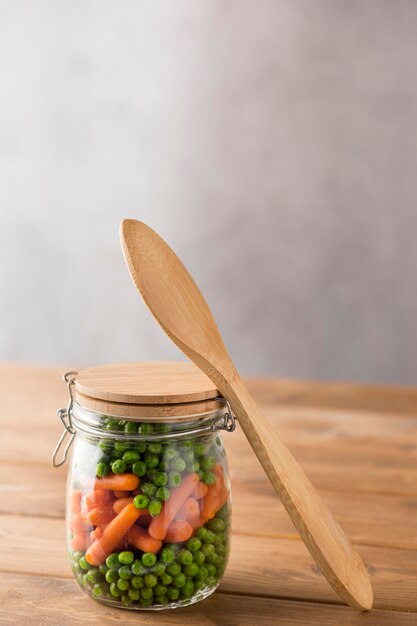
[52,371,78,467]
[212,397,236,433]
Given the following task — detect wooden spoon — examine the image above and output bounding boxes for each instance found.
[120,218,373,610]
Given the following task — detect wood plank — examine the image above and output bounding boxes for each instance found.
[1,461,416,551]
[0,514,415,612]
[1,572,414,626]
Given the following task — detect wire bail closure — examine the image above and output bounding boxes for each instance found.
[52,372,236,468]
[51,371,78,467]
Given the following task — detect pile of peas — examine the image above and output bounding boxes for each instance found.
[70,417,230,608]
[71,507,230,608]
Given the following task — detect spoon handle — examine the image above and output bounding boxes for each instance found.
[222,374,373,610]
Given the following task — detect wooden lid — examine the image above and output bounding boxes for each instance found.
[74,362,220,419]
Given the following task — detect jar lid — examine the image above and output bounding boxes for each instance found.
[74,361,221,420]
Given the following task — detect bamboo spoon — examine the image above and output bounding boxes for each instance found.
[120,218,373,611]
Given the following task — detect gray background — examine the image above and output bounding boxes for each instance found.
[1,0,416,384]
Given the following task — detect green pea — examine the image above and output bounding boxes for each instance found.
[155,594,168,605]
[189,461,200,472]
[168,472,182,488]
[141,587,153,600]
[121,593,132,606]
[111,459,127,474]
[158,459,169,471]
[92,583,105,596]
[167,586,180,600]
[204,530,216,543]
[154,472,168,487]
[99,563,109,574]
[123,449,140,464]
[111,449,123,459]
[156,423,171,433]
[208,517,226,533]
[184,563,199,577]
[161,547,175,564]
[206,563,217,576]
[72,550,84,563]
[140,423,154,435]
[171,457,186,472]
[153,562,166,577]
[156,486,170,501]
[201,543,215,557]
[154,583,167,596]
[207,552,221,566]
[133,494,149,509]
[206,575,217,587]
[194,443,209,457]
[196,565,209,581]
[193,550,205,566]
[181,579,194,598]
[131,460,147,478]
[105,569,119,584]
[86,568,102,584]
[142,552,157,568]
[128,588,140,601]
[142,482,157,497]
[202,470,216,485]
[164,446,177,460]
[124,421,139,434]
[186,537,202,553]
[161,573,173,586]
[131,575,144,589]
[118,565,132,580]
[118,551,134,565]
[96,461,110,477]
[178,549,193,565]
[173,573,186,588]
[135,441,147,453]
[148,499,162,517]
[131,560,146,576]
[144,573,158,588]
[197,469,205,481]
[216,544,226,556]
[196,527,208,541]
[166,562,181,576]
[200,455,216,471]
[106,553,121,569]
[78,556,90,570]
[110,582,120,597]
[117,578,130,591]
[148,443,162,454]
[140,597,153,607]
[146,453,160,469]
[114,441,127,452]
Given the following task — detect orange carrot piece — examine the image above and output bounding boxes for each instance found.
[90,527,103,541]
[114,490,131,499]
[187,515,206,530]
[177,497,200,521]
[85,489,112,511]
[201,483,219,521]
[127,524,162,554]
[216,486,229,512]
[136,513,152,528]
[70,490,82,516]
[86,505,116,527]
[71,533,91,551]
[193,482,209,500]
[213,464,224,480]
[165,520,193,543]
[94,473,139,492]
[86,503,141,565]
[70,512,91,535]
[113,497,133,515]
[148,473,199,541]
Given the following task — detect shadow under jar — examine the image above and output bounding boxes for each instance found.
[53,362,234,611]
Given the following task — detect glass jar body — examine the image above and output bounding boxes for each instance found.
[67,406,231,610]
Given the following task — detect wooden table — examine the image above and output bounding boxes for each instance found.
[0,365,416,625]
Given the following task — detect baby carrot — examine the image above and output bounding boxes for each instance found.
[114,490,131,499]
[216,486,229,512]
[127,525,162,554]
[90,527,103,541]
[70,490,82,516]
[86,503,141,566]
[70,512,91,535]
[86,505,116,527]
[201,483,219,521]
[94,473,139,492]
[85,489,112,511]
[113,497,133,515]
[177,497,200,521]
[148,473,199,541]
[193,482,209,500]
[71,533,91,551]
[165,520,193,543]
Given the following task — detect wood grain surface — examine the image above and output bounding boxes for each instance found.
[0,364,416,624]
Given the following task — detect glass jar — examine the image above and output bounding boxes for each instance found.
[53,362,234,611]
